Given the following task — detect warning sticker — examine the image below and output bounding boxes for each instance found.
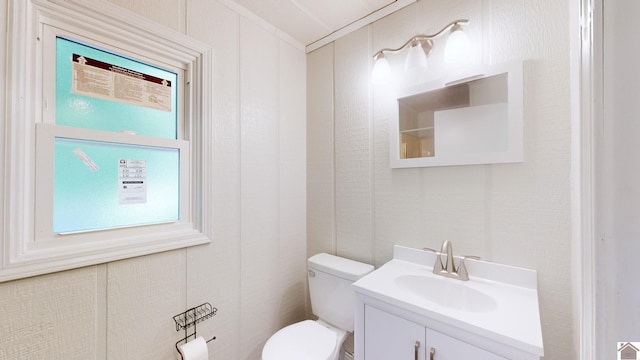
[72,54,172,112]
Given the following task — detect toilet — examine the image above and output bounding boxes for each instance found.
[262,253,374,360]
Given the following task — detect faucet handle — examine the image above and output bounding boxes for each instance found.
[422,248,444,273]
[456,255,480,281]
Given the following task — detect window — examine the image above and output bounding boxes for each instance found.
[1,0,212,282]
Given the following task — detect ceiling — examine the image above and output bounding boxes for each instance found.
[230,0,399,47]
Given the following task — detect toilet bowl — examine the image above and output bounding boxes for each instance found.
[262,320,347,360]
[261,253,374,360]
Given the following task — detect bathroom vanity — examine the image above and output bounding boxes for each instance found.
[352,246,543,360]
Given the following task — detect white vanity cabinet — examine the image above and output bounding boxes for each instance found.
[352,246,544,360]
[362,304,507,360]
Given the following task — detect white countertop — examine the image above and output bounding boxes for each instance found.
[352,245,544,357]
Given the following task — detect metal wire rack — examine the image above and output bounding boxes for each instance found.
[173,302,217,359]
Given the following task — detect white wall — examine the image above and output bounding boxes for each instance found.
[600,0,640,357]
[0,0,307,359]
[307,0,575,358]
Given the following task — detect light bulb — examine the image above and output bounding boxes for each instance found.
[405,40,427,72]
[444,24,470,63]
[371,54,391,84]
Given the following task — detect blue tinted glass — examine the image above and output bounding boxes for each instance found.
[56,37,178,139]
[53,138,180,233]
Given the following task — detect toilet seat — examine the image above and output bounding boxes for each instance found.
[262,320,339,360]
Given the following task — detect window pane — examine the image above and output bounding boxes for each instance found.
[53,138,180,233]
[56,37,178,139]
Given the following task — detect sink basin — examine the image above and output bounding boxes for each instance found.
[394,274,498,313]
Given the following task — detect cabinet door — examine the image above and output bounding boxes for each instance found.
[426,329,507,360]
[364,305,426,360]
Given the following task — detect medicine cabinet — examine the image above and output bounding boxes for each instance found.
[390,61,523,168]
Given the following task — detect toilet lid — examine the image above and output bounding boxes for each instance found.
[262,320,338,360]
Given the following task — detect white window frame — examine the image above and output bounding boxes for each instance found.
[1,0,212,282]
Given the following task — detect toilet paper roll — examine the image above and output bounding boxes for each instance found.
[179,336,208,360]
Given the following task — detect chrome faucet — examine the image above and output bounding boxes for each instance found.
[423,240,479,281]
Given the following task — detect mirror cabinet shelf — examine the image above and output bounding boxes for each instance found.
[391,61,523,168]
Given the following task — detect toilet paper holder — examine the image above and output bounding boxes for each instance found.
[173,302,217,359]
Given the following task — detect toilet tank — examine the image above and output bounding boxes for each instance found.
[307,253,374,332]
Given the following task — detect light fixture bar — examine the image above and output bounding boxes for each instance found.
[372,19,469,59]
[371,18,470,83]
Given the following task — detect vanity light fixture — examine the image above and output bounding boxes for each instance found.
[371,19,470,83]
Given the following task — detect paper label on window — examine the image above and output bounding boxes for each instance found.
[119,159,147,204]
[72,54,172,112]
